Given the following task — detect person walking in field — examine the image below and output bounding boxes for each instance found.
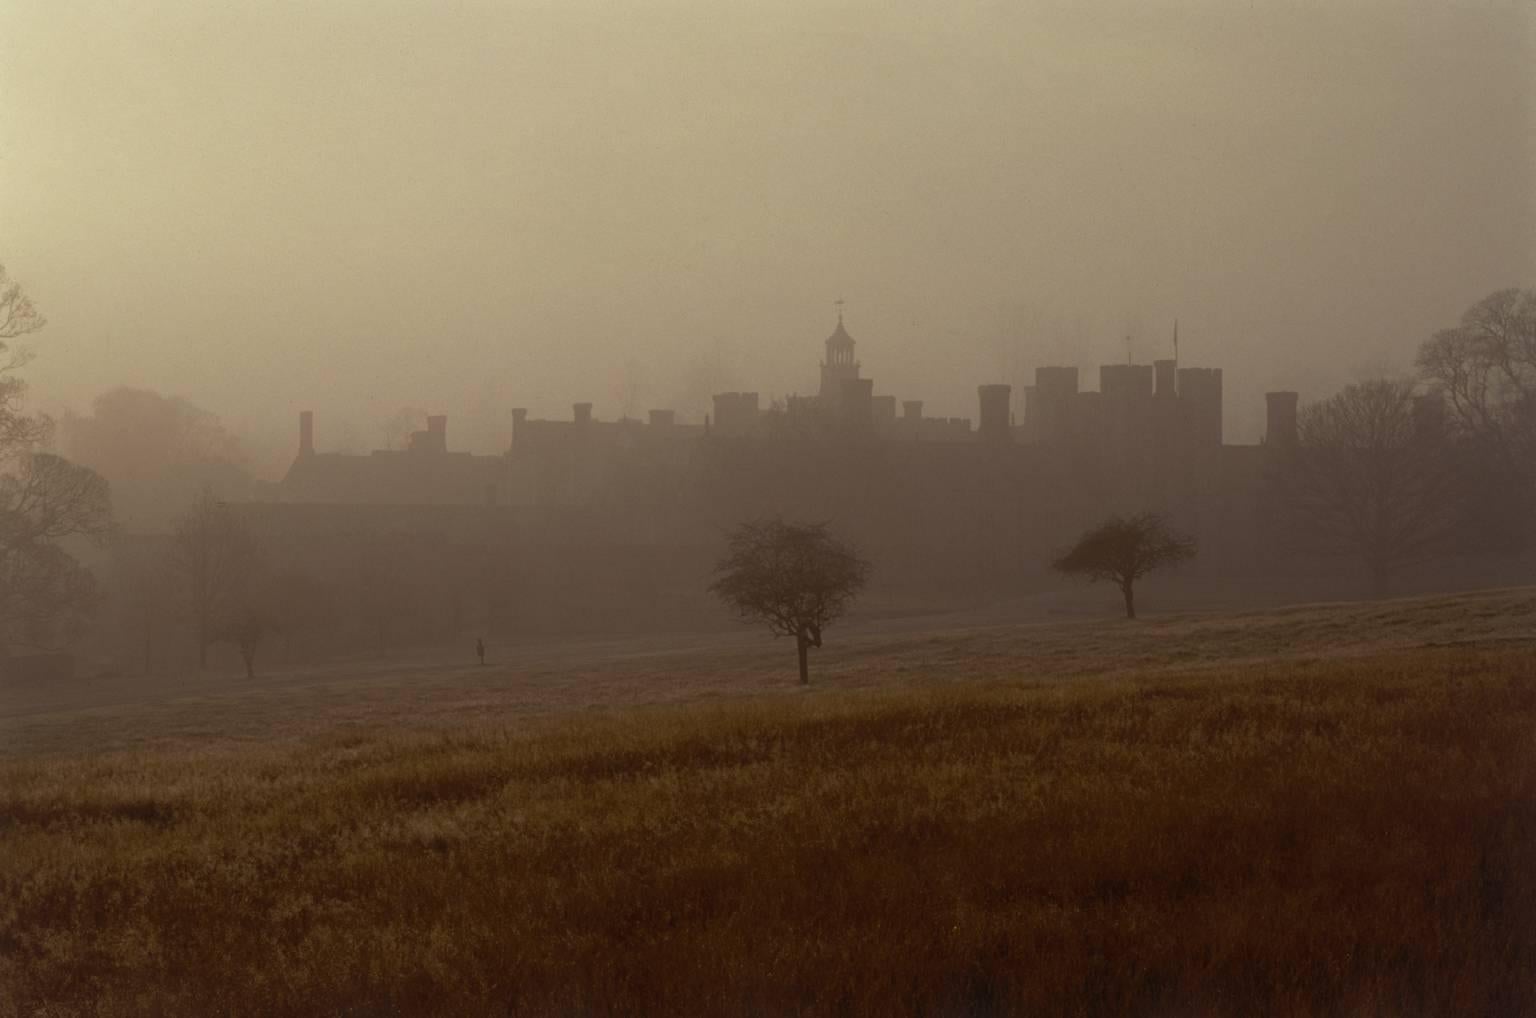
[475,637,486,666]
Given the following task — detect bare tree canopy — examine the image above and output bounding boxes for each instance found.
[1053,512,1196,619]
[0,263,46,342]
[0,540,100,646]
[0,453,113,548]
[0,456,113,645]
[0,265,49,454]
[1416,287,1536,496]
[0,270,114,648]
[710,518,870,684]
[211,612,274,680]
[1276,378,1457,596]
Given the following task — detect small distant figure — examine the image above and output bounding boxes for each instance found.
[475,637,486,666]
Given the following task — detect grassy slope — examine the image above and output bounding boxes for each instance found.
[4,586,1534,758]
[3,644,1535,1016]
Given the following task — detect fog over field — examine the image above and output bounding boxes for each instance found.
[5,4,1536,1013]
[2,0,1533,461]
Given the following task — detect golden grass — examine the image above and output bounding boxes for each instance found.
[7,586,1533,760]
[3,646,1535,1016]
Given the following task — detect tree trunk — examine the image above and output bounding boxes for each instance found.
[1122,581,1136,620]
[796,631,810,685]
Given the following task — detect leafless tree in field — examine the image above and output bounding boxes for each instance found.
[1052,512,1196,619]
[1416,288,1536,512]
[1276,378,1457,597]
[170,488,258,669]
[710,519,870,684]
[212,611,273,680]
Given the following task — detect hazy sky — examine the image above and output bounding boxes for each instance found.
[2,0,1532,468]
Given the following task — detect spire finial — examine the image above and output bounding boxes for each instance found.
[834,297,845,324]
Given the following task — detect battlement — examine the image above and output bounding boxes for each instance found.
[283,314,1282,514]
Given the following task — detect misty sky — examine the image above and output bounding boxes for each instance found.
[2,0,1532,469]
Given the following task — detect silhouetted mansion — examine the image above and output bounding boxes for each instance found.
[245,314,1309,597]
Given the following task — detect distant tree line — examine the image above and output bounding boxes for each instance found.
[1265,288,1535,597]
[5,260,1535,684]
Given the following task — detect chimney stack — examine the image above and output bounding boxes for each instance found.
[299,410,314,457]
[573,402,593,427]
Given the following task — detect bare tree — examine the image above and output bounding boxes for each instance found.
[0,264,46,340]
[0,457,112,645]
[1416,287,1536,503]
[1275,378,1457,596]
[1052,512,1195,619]
[710,519,870,684]
[0,266,114,647]
[212,611,273,680]
[0,264,50,459]
[0,457,112,646]
[170,488,258,669]
[0,541,100,646]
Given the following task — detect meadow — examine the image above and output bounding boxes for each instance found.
[3,589,1535,1016]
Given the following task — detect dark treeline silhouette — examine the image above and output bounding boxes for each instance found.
[5,278,1536,678]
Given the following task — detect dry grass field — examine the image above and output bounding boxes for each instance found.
[2,590,1535,1015]
[4,586,1534,758]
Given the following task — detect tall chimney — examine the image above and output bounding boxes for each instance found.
[511,408,527,449]
[299,410,314,457]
